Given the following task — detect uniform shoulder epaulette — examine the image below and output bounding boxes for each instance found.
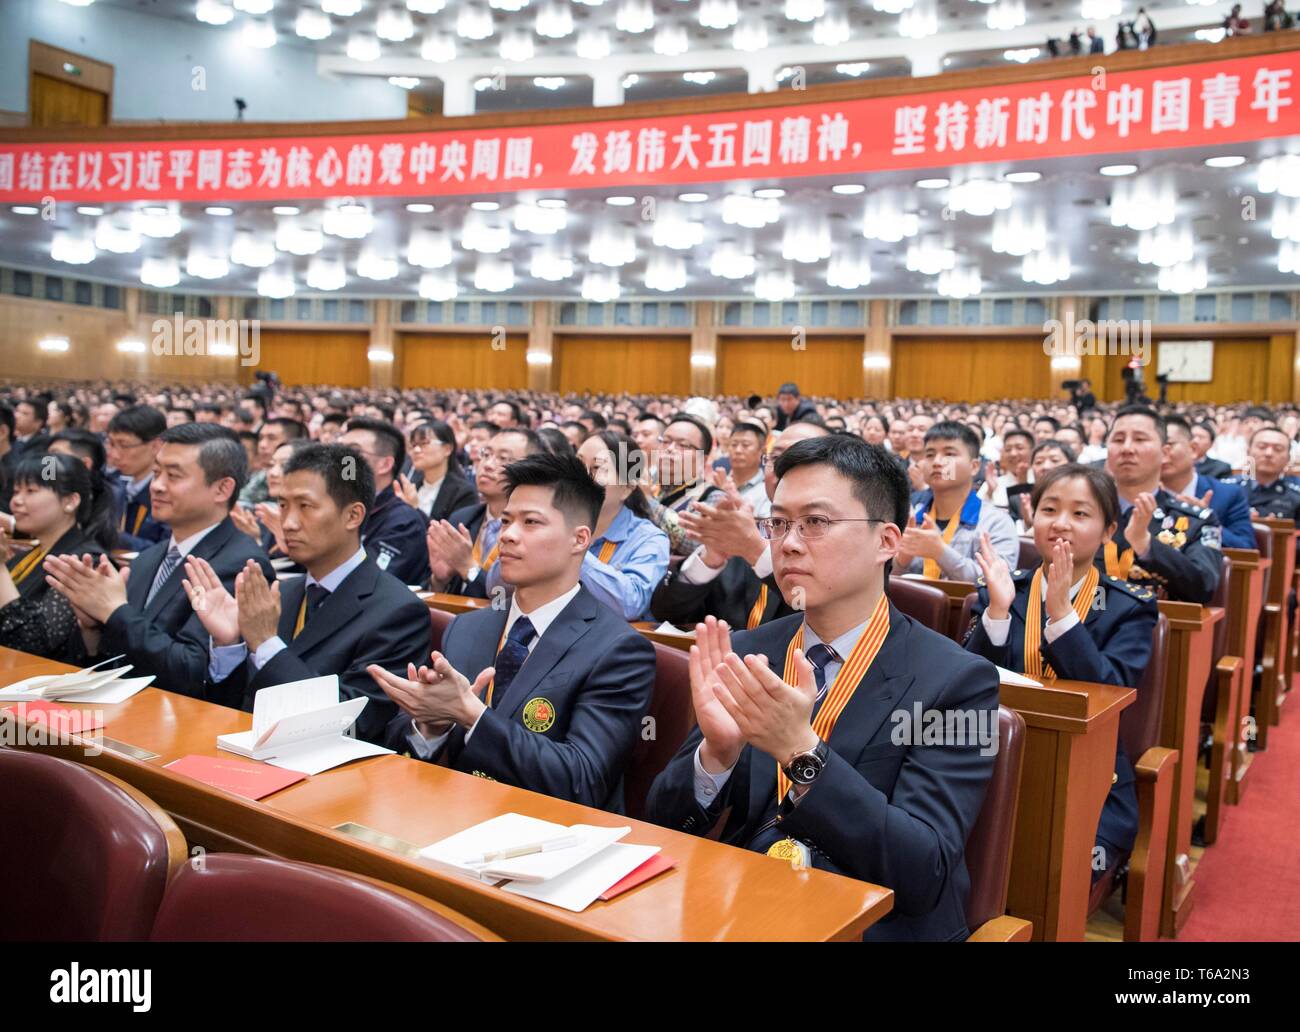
[1283,481,1300,496]
[1163,495,1212,520]
[1103,573,1156,602]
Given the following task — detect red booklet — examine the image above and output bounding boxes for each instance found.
[599,853,677,901]
[5,701,105,734]
[165,754,306,800]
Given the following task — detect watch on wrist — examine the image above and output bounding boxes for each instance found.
[465,563,481,583]
[783,737,830,785]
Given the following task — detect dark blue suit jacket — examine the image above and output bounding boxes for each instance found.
[964,568,1158,860]
[213,556,433,744]
[113,473,170,550]
[362,484,431,587]
[385,583,655,812]
[646,606,999,942]
[441,501,492,598]
[99,517,274,695]
[1194,472,1255,550]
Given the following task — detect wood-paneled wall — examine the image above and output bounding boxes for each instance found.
[892,336,1053,401]
[718,335,863,398]
[400,331,529,390]
[237,329,370,387]
[1088,335,1291,404]
[556,334,691,395]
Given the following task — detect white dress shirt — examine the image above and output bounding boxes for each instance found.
[679,541,772,585]
[416,474,445,517]
[981,572,1089,647]
[406,581,582,759]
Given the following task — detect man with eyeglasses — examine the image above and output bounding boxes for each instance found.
[646,434,998,941]
[644,413,723,556]
[106,405,170,549]
[651,422,829,630]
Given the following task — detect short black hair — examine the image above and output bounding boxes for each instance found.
[50,428,107,473]
[1031,439,1077,464]
[1002,427,1034,449]
[1033,415,1061,432]
[169,407,196,423]
[469,420,499,436]
[1031,463,1120,529]
[263,417,308,441]
[924,420,982,460]
[580,409,608,431]
[501,450,604,531]
[344,417,406,477]
[773,435,910,531]
[17,397,48,426]
[159,422,248,510]
[1244,406,1275,422]
[108,404,166,442]
[321,410,347,428]
[284,442,375,518]
[1194,420,1217,442]
[1163,414,1193,439]
[666,413,713,457]
[864,413,889,433]
[1110,405,1165,443]
[537,426,576,457]
[495,427,545,457]
[491,398,523,424]
[730,420,768,443]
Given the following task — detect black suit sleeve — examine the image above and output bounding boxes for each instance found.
[1042,596,1155,687]
[1139,532,1220,604]
[962,589,1013,670]
[644,724,749,834]
[452,626,656,808]
[247,594,433,743]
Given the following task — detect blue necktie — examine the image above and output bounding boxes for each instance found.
[804,642,839,712]
[145,545,182,607]
[491,616,536,708]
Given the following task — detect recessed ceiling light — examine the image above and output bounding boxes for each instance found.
[1204,155,1246,168]
[678,192,709,203]
[1003,171,1041,183]
[536,198,567,209]
[76,205,104,216]
[831,184,865,195]
[605,196,636,206]
[11,205,39,215]
[470,201,500,211]
[272,205,300,215]
[405,202,435,213]
[915,178,949,189]
[753,188,785,199]
[142,205,170,216]
[205,206,234,216]
[388,76,420,90]
[1099,164,1138,176]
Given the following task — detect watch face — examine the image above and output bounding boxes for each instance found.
[789,754,823,784]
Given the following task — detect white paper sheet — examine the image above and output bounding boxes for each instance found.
[503,842,661,912]
[249,674,339,740]
[262,735,393,776]
[995,665,1043,688]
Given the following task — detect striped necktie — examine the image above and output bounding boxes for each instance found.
[145,545,182,607]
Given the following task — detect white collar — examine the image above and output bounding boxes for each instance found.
[505,582,581,642]
[306,547,368,593]
[169,520,222,558]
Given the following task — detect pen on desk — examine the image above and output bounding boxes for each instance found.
[463,835,582,865]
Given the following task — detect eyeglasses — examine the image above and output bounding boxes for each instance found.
[756,515,887,540]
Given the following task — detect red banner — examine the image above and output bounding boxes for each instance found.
[1,51,1297,205]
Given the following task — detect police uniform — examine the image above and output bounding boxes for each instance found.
[1104,489,1222,604]
[1221,474,1300,523]
[360,483,430,586]
[964,566,1158,880]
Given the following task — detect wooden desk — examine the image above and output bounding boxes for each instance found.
[1221,548,1269,805]
[630,621,694,651]
[423,592,490,615]
[1155,600,1222,938]
[0,648,892,942]
[1259,518,1296,747]
[998,676,1135,941]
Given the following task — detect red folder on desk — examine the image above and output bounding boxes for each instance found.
[5,700,106,734]
[599,853,677,900]
[165,754,306,800]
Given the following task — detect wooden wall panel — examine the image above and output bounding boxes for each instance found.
[400,331,528,390]
[718,335,862,398]
[30,74,108,129]
[1088,335,1280,404]
[556,334,691,395]
[251,330,370,387]
[891,337,1053,401]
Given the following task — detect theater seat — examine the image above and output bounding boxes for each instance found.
[888,577,949,635]
[429,606,455,652]
[0,749,186,941]
[965,706,1032,941]
[1088,612,1178,941]
[149,854,500,941]
[1200,554,1242,844]
[624,642,695,820]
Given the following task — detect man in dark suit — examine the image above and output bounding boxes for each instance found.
[1191,421,1233,480]
[426,427,543,598]
[187,442,432,744]
[106,404,170,550]
[341,417,430,585]
[651,421,830,629]
[372,451,656,812]
[1161,414,1255,549]
[11,397,50,456]
[772,382,817,432]
[44,423,275,694]
[646,435,999,941]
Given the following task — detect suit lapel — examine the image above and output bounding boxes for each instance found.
[146,519,234,617]
[289,560,377,654]
[821,609,916,765]
[131,544,168,610]
[496,589,595,719]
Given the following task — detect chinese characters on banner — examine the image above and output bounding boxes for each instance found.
[0,52,1296,205]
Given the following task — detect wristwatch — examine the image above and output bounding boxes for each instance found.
[783,738,830,785]
[465,563,481,584]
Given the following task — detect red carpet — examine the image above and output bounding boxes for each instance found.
[1177,688,1300,941]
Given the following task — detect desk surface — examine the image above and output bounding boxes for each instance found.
[0,647,892,942]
